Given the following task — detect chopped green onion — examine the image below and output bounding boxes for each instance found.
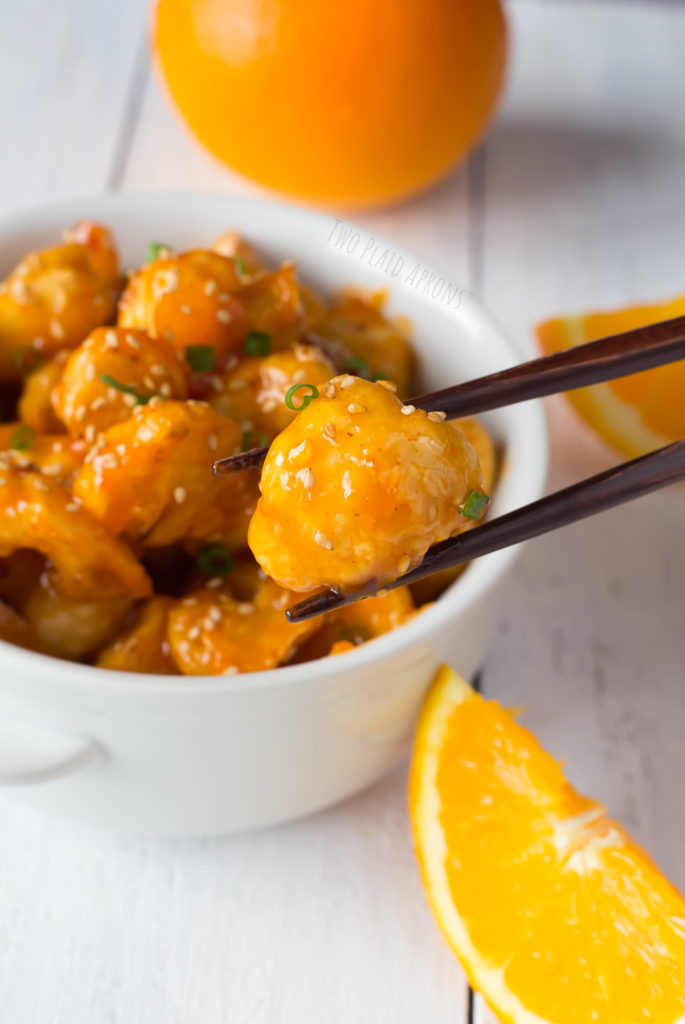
[371,371,388,383]
[186,345,215,372]
[344,355,370,378]
[234,255,247,277]
[285,383,319,411]
[14,346,43,376]
[460,490,490,520]
[241,430,269,452]
[147,242,170,262]
[244,331,271,357]
[196,543,234,578]
[100,374,156,406]
[10,424,34,451]
[338,625,371,645]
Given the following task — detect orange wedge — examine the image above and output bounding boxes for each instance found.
[410,666,685,1023]
[537,294,685,457]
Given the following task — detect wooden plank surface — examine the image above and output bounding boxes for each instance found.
[0,1,684,1022]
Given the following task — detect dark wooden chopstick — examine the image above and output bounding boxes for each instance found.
[285,437,685,622]
[213,314,685,475]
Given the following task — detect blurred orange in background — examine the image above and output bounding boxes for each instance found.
[153,0,507,208]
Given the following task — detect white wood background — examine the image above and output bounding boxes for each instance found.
[1,2,685,1021]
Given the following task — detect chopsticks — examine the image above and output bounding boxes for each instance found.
[285,437,685,622]
[212,314,685,475]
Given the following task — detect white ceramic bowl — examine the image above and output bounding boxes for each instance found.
[0,194,547,835]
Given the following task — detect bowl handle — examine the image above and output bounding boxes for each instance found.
[0,716,101,785]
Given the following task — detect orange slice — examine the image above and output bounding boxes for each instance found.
[410,666,685,1023]
[537,294,685,457]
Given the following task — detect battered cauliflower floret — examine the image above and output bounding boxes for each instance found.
[72,400,250,547]
[311,292,414,395]
[18,350,69,433]
[248,375,486,592]
[167,577,321,675]
[208,343,335,439]
[97,597,179,674]
[0,427,88,487]
[20,568,132,660]
[0,457,151,599]
[0,221,120,378]
[118,249,249,361]
[53,326,188,438]
[212,231,262,277]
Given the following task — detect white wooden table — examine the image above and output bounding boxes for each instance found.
[1,2,684,1021]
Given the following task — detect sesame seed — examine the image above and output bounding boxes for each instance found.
[84,425,96,443]
[206,576,223,589]
[123,393,137,408]
[339,375,355,389]
[376,588,389,598]
[288,439,311,462]
[225,356,239,371]
[143,376,155,389]
[50,319,65,339]
[104,330,118,348]
[32,478,49,492]
[294,344,313,362]
[223,666,239,676]
[52,441,63,453]
[174,486,187,504]
[204,280,217,296]
[237,603,255,615]
[180,305,192,315]
[0,479,6,487]
[188,626,201,640]
[203,617,216,631]
[261,398,278,413]
[182,597,198,607]
[322,422,336,440]
[116,444,126,456]
[126,334,141,349]
[314,531,333,550]
[228,379,247,391]
[427,410,447,422]
[210,376,224,392]
[85,364,96,381]
[291,368,307,383]
[208,605,222,622]
[147,396,163,408]
[347,403,366,414]
[75,405,87,422]
[398,555,411,574]
[150,364,166,377]
[297,467,314,489]
[376,380,397,392]
[208,434,218,451]
[33,337,45,350]
[159,382,172,397]
[66,502,79,512]
[42,464,61,477]
[90,397,106,411]
[323,383,337,399]
[400,405,416,415]
[216,309,232,323]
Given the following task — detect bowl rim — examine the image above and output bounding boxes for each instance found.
[0,191,549,696]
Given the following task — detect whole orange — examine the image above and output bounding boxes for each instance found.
[152,0,507,208]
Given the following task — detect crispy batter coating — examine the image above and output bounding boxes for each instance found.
[0,599,43,651]
[0,221,119,378]
[312,292,414,395]
[208,344,335,439]
[409,416,497,605]
[236,264,304,348]
[118,250,249,361]
[0,458,151,599]
[212,231,262,277]
[249,376,484,592]
[295,586,415,661]
[167,577,320,675]
[21,569,132,660]
[54,326,188,438]
[97,597,178,674]
[18,350,69,433]
[73,400,251,547]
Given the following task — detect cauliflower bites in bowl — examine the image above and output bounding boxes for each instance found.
[0,222,497,675]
